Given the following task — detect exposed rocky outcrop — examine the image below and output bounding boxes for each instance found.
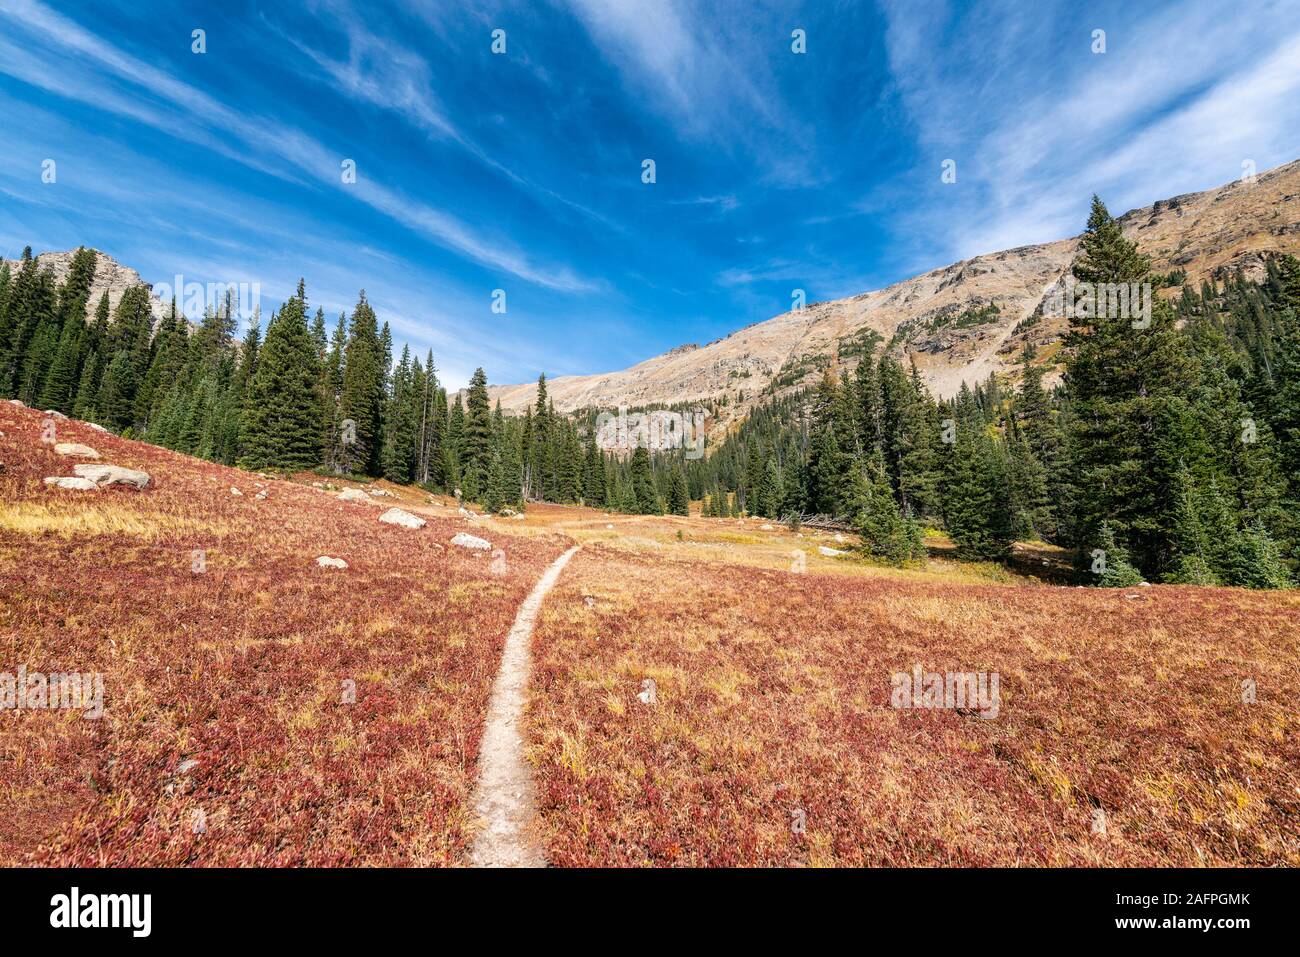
[1,249,167,327]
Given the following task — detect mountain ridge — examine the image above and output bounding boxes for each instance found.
[487,159,1300,421]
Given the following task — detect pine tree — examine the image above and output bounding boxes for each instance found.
[462,367,492,499]
[941,425,1013,561]
[483,450,506,513]
[756,454,782,518]
[848,458,925,566]
[338,293,384,475]
[668,465,690,516]
[238,286,323,471]
[1167,462,1218,585]
[1066,196,1201,578]
[1092,521,1145,587]
[630,445,660,514]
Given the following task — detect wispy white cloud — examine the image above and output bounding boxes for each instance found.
[879,0,1300,262]
[560,0,820,186]
[0,0,597,292]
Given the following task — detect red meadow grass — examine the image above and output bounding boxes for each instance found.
[527,543,1300,866]
[0,404,567,865]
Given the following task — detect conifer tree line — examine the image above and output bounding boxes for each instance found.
[0,248,691,516]
[3,197,1297,588]
[685,200,1300,586]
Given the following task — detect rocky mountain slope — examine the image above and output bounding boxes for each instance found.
[489,159,1300,421]
[2,248,167,326]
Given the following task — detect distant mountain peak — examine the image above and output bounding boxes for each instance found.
[488,159,1300,424]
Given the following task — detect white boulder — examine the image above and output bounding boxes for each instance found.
[450,532,492,551]
[338,488,371,503]
[44,476,98,491]
[818,545,846,557]
[72,464,150,489]
[54,443,100,458]
[378,507,426,529]
[316,556,348,569]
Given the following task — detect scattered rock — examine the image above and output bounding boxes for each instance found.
[44,476,98,491]
[637,678,657,705]
[54,442,100,458]
[84,422,109,433]
[316,556,348,569]
[450,532,492,551]
[72,464,150,489]
[254,490,268,500]
[378,507,426,529]
[338,488,371,503]
[605,524,614,530]
[230,487,242,496]
[818,545,846,557]
[175,758,200,775]
[760,523,775,531]
[366,487,393,497]
[499,508,517,517]
[833,533,845,544]
[42,409,67,420]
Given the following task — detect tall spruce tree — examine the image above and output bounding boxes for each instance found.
[239,285,323,471]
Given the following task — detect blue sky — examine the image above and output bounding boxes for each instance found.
[2,0,1299,388]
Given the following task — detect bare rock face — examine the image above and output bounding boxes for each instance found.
[486,159,1300,422]
[44,476,98,491]
[72,464,150,489]
[53,443,100,459]
[2,249,167,327]
[378,507,426,529]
